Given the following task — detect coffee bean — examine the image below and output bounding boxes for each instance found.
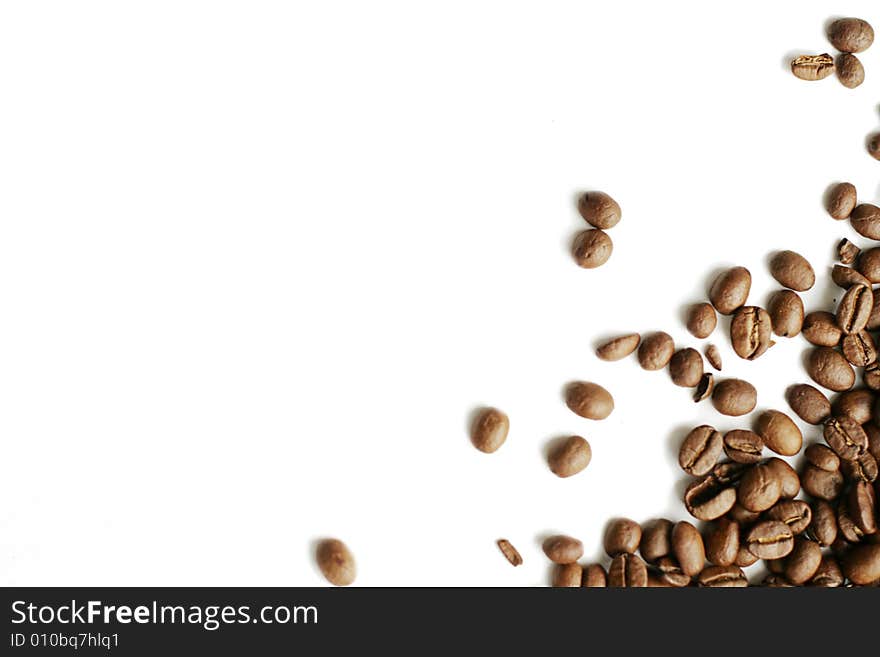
[811,556,844,587]
[705,518,739,566]
[762,574,793,587]
[837,283,873,333]
[787,384,832,424]
[808,500,838,546]
[669,348,703,387]
[595,333,641,361]
[705,344,722,371]
[639,519,672,563]
[735,544,760,567]
[608,553,648,587]
[709,267,751,315]
[842,331,877,367]
[791,54,835,80]
[679,425,723,476]
[801,464,845,500]
[637,331,674,371]
[842,544,880,585]
[730,306,773,360]
[581,563,607,587]
[867,424,880,460]
[746,520,795,559]
[836,53,865,88]
[864,362,880,390]
[547,435,592,478]
[497,539,523,566]
[831,264,871,289]
[712,378,757,416]
[572,229,612,268]
[765,458,801,499]
[807,347,855,392]
[672,521,705,577]
[767,290,804,337]
[565,382,614,420]
[697,565,748,587]
[686,302,717,338]
[770,250,815,291]
[841,452,878,482]
[738,463,782,512]
[805,443,841,472]
[765,557,786,575]
[802,311,843,347]
[542,535,584,564]
[470,407,509,453]
[765,499,812,535]
[848,481,877,534]
[552,563,583,587]
[654,556,691,587]
[316,538,357,586]
[833,388,875,424]
[754,410,803,457]
[728,502,762,526]
[828,18,874,53]
[693,373,714,402]
[784,538,822,584]
[856,247,880,283]
[685,474,737,521]
[604,518,641,556]
[869,134,880,162]
[837,502,865,543]
[827,183,858,220]
[851,203,880,239]
[577,191,621,229]
[723,430,764,464]
[646,574,676,588]
[824,415,868,460]
[839,238,860,265]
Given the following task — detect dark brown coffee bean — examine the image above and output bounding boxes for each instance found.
[842,331,877,367]
[824,415,868,460]
[787,384,832,424]
[470,407,509,453]
[801,464,845,500]
[833,388,875,424]
[790,53,835,80]
[811,556,844,587]
[552,563,583,587]
[869,134,880,162]
[705,344,722,371]
[765,458,801,499]
[685,475,737,521]
[837,283,873,333]
[738,463,782,512]
[581,563,607,587]
[686,302,716,339]
[595,333,640,361]
[712,378,757,416]
[316,538,357,586]
[839,238,860,264]
[837,53,865,88]
[730,306,773,360]
[831,264,871,289]
[672,521,705,577]
[802,311,843,347]
[809,501,838,546]
[637,331,674,371]
[542,535,584,564]
[827,182,858,220]
[856,247,880,283]
[848,481,877,535]
[653,556,690,587]
[745,520,794,559]
[705,518,739,566]
[841,452,878,482]
[604,518,641,557]
[728,502,761,526]
[807,347,855,392]
[805,443,841,472]
[754,410,802,457]
[497,539,523,566]
[843,544,880,584]
[864,362,880,390]
[784,538,822,584]
[608,553,648,587]
[639,519,672,564]
[669,348,703,387]
[697,565,748,587]
[693,373,714,402]
[723,430,764,464]
[830,537,851,559]
[851,203,880,239]
[867,293,880,331]
[709,266,751,315]
[547,435,592,478]
[765,499,812,535]
[770,250,815,291]
[767,289,803,337]
[867,423,880,460]
[577,191,621,229]
[837,502,865,543]
[827,18,874,53]
[565,381,614,420]
[679,425,723,476]
[572,229,612,268]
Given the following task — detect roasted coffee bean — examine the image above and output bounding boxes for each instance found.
[811,556,844,587]
[581,563,607,587]
[646,574,675,588]
[856,247,880,283]
[837,283,873,333]
[637,331,675,371]
[705,344,722,371]
[686,302,716,339]
[604,518,641,556]
[685,474,737,521]
[827,18,874,53]
[868,423,880,460]
[577,191,621,229]
[565,381,614,420]
[712,378,757,416]
[837,503,865,543]
[807,347,855,392]
[608,553,648,588]
[746,520,795,559]
[841,452,878,482]
[802,311,843,347]
[791,54,835,80]
[735,543,760,567]
[669,348,703,387]
[842,331,877,367]
[470,407,509,453]
[547,435,592,478]
[831,264,870,289]
[679,425,723,476]
[729,502,761,526]
[552,563,583,587]
[830,537,851,559]
[770,250,815,291]
[316,539,357,586]
[868,294,880,331]
[693,373,714,402]
[809,501,838,546]
[709,267,751,315]
[784,538,822,585]
[805,443,841,472]
[697,565,748,587]
[836,53,865,88]
[496,539,523,566]
[833,388,875,424]
[738,463,782,512]
[754,410,802,457]
[653,556,690,587]
[851,203,880,239]
[827,182,858,220]
[572,229,612,268]
[843,544,880,584]
[765,499,812,535]
[723,430,764,464]
[787,384,832,424]
[705,518,739,566]
[801,464,845,500]
[848,481,877,535]
[714,460,750,485]
[672,521,705,577]
[870,134,880,162]
[595,333,641,361]
[542,535,584,564]
[730,306,772,360]
[639,519,672,563]
[839,238,860,265]
[864,362,880,390]
[767,290,803,337]
[762,574,794,587]
[765,458,801,499]
[824,415,868,460]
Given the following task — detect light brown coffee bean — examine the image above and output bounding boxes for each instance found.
[577,191,621,229]
[837,283,873,334]
[791,54,834,80]
[686,302,717,339]
[868,292,880,331]
[604,518,641,557]
[787,384,832,424]
[470,407,509,453]
[697,565,748,587]
[746,520,795,559]
[831,264,870,289]
[824,415,868,460]
[542,535,584,564]
[770,250,815,291]
[608,553,648,588]
[784,538,822,584]
[767,289,804,337]
[693,373,714,402]
[679,425,723,476]
[839,238,860,264]
[802,311,843,347]
[827,18,874,53]
[765,499,812,535]
[827,182,858,220]
[654,556,691,587]
[581,563,607,587]
[672,521,705,577]
[639,519,672,564]
[730,306,773,360]
[842,331,877,367]
[869,134,880,162]
[754,410,803,457]
[735,545,759,568]
[865,362,880,390]
[849,481,878,534]
[711,378,757,417]
[837,53,865,88]
[738,463,782,512]
[572,229,612,268]
[807,347,855,392]
[705,344,722,371]
[669,348,703,387]
[811,556,844,587]
[843,544,880,585]
[722,430,764,464]
[552,563,583,587]
[804,443,841,472]
[637,332,674,371]
[809,500,838,546]
[709,267,751,315]
[496,539,523,566]
[801,464,845,500]
[837,502,865,544]
[856,247,880,283]
[565,381,614,420]
[316,538,357,586]
[705,518,739,567]
[595,333,640,361]
[684,475,737,521]
[851,203,880,239]
[765,458,801,499]
[728,502,761,526]
[833,388,875,424]
[841,451,878,482]
[547,435,592,478]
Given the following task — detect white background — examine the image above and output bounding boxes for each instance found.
[1,1,879,586]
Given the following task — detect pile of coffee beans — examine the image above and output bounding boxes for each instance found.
[791,17,873,89]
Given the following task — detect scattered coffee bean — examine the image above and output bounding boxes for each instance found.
[802,311,843,347]
[867,424,880,460]
[581,563,607,587]
[552,563,583,587]
[595,333,641,361]
[470,407,509,453]
[684,474,737,521]
[791,53,835,80]
[833,388,874,424]
[651,556,690,587]
[723,430,764,464]
[542,535,584,564]
[709,267,751,315]
[805,443,841,472]
[848,481,877,535]
[735,545,759,567]
[637,331,675,371]
[851,203,880,239]
[762,574,793,587]
[754,409,803,457]
[604,518,641,556]
[686,302,717,338]
[856,247,880,283]
[693,373,714,402]
[837,283,873,333]
[837,502,865,543]
[705,518,739,567]
[705,344,722,371]
[730,306,773,360]
[842,331,877,367]
[547,435,592,478]
[842,544,880,585]
[565,382,614,420]
[497,539,523,566]
[767,289,804,337]
[838,238,860,265]
[808,501,838,547]
[784,537,822,584]
[728,502,761,526]
[824,415,868,460]
[787,383,832,424]
[765,499,812,535]
[801,464,845,500]
[572,229,613,268]
[864,362,880,390]
[679,425,723,476]
[806,347,855,392]
[836,53,865,88]
[770,250,815,291]
[811,556,844,587]
[639,519,672,564]
[746,520,795,559]
[712,378,757,416]
[827,18,874,53]
[578,191,621,229]
[867,294,880,330]
[831,264,870,289]
[827,182,858,220]
[697,565,748,587]
[738,463,782,512]
[316,538,357,586]
[608,553,648,587]
[669,347,703,387]
[869,134,880,162]
[765,458,801,499]
[841,452,878,482]
[672,521,705,577]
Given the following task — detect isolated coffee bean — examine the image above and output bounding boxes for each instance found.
[496,539,523,566]
[790,54,834,80]
[807,347,855,392]
[767,290,804,337]
[565,382,614,420]
[839,238,860,264]
[672,521,705,577]
[831,264,870,289]
[604,518,641,557]
[316,539,357,586]
[833,388,875,424]
[639,519,672,563]
[827,182,858,220]
[470,407,509,453]
[581,563,607,587]
[637,332,674,371]
[577,191,621,229]
[765,499,812,535]
[754,410,802,457]
[770,250,815,291]
[856,247,880,283]
[837,53,865,88]
[809,501,838,546]
[728,502,761,526]
[723,430,764,464]
[804,443,841,472]
[842,331,877,367]
[685,475,737,521]
[552,563,583,587]
[869,134,880,162]
[801,464,844,500]
[669,348,703,387]
[765,458,801,499]
[837,283,873,333]
[572,229,612,268]
[811,556,844,587]
[849,481,877,535]
[730,306,773,360]
[712,378,757,416]
[686,302,717,339]
[802,311,843,347]
[693,373,714,402]
[824,415,868,460]
[787,384,832,424]
[697,565,748,587]
[547,435,592,478]
[654,556,691,587]
[679,425,723,476]
[851,204,880,239]
[709,267,751,315]
[843,544,880,585]
[738,463,782,512]
[608,553,648,587]
[746,521,794,559]
[542,535,584,564]
[827,17,874,53]
[705,518,739,566]
[784,538,822,585]
[841,452,878,482]
[595,333,641,361]
[705,344,722,371]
